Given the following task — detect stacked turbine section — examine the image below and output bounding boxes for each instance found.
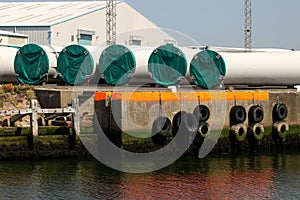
[148,44,187,86]
[190,49,226,89]
[98,44,136,85]
[57,44,95,85]
[0,46,19,83]
[14,44,59,84]
[220,51,300,86]
[2,43,300,88]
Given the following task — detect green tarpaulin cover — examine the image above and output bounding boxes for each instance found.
[190,50,226,89]
[14,44,49,84]
[57,45,94,85]
[98,45,136,85]
[148,45,187,86]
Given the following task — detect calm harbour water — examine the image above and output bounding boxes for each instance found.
[0,152,299,200]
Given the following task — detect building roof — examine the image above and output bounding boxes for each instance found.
[0,1,119,26]
[0,30,28,37]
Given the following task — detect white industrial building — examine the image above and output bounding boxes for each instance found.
[0,1,174,47]
[0,30,28,46]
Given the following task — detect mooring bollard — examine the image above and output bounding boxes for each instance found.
[72,98,80,136]
[30,99,39,137]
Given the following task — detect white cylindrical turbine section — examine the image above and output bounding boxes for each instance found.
[129,46,155,85]
[128,46,199,86]
[221,51,300,86]
[40,45,62,78]
[180,47,201,84]
[82,45,106,76]
[207,46,293,53]
[0,46,19,82]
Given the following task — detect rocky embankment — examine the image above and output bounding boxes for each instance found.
[0,84,36,126]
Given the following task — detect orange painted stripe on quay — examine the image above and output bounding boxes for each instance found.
[94,91,269,102]
[225,91,269,101]
[94,92,106,101]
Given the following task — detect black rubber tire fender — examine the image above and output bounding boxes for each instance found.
[230,124,247,142]
[198,122,209,138]
[151,116,172,145]
[248,123,265,140]
[172,111,187,128]
[273,121,289,138]
[151,133,167,145]
[230,106,246,124]
[181,112,198,133]
[152,116,172,134]
[172,111,186,136]
[193,105,210,122]
[273,103,288,121]
[248,105,264,123]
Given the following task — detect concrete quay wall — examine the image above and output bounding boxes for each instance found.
[94,89,300,151]
[95,90,300,131]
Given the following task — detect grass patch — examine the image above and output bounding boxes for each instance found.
[0,136,28,146]
[33,135,68,145]
[286,124,300,135]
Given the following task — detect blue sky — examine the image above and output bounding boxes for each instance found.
[2,0,300,49]
[125,0,300,50]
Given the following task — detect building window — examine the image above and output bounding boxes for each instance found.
[130,39,141,46]
[79,34,92,45]
[71,35,74,42]
[129,35,143,46]
[164,39,177,45]
[77,29,95,46]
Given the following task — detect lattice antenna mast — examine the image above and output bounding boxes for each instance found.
[244,0,252,50]
[106,0,116,46]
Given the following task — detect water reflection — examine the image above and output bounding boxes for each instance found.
[118,155,277,199]
[0,153,299,199]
